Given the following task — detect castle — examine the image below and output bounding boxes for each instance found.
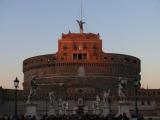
[0,21,160,118]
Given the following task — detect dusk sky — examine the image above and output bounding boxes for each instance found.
[0,0,160,89]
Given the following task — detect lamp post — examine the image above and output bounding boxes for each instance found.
[58,83,64,114]
[133,77,139,118]
[45,96,48,116]
[14,77,19,120]
[108,96,111,115]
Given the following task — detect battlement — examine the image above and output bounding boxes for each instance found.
[61,33,100,40]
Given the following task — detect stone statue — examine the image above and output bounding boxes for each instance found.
[27,76,38,104]
[103,89,110,104]
[62,101,68,110]
[118,77,127,98]
[76,20,85,33]
[49,91,55,106]
[95,95,100,108]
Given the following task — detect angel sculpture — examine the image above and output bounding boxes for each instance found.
[49,91,55,106]
[103,89,110,104]
[118,77,127,98]
[27,76,38,104]
[76,20,85,33]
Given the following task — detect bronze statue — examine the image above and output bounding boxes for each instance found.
[76,20,85,33]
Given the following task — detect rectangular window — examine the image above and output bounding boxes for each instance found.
[63,44,67,50]
[83,54,87,60]
[78,54,82,60]
[73,54,77,60]
[73,53,87,60]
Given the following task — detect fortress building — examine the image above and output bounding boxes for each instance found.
[0,21,160,118]
[23,21,140,95]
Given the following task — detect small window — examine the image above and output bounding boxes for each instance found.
[24,63,27,66]
[83,54,87,60]
[73,44,78,50]
[104,57,108,60]
[124,58,130,62]
[93,52,97,56]
[83,43,87,49]
[133,60,137,64]
[77,89,83,93]
[63,53,67,56]
[93,43,97,49]
[147,101,151,105]
[73,54,77,60]
[63,44,67,50]
[78,54,83,60]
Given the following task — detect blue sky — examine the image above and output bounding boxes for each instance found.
[0,0,160,89]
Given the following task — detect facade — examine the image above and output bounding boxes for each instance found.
[0,21,160,117]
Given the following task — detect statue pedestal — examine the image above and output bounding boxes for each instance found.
[73,107,78,114]
[25,103,38,119]
[84,106,88,114]
[48,105,55,115]
[95,108,100,115]
[58,108,63,115]
[118,100,130,117]
[102,104,109,116]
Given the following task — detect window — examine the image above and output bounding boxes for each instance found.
[124,58,130,62]
[83,54,87,60]
[93,43,97,49]
[147,101,151,105]
[93,52,97,56]
[133,60,137,64]
[104,57,108,60]
[63,44,67,50]
[78,54,83,60]
[73,54,77,60]
[73,44,78,50]
[73,53,87,60]
[63,53,67,56]
[83,43,87,49]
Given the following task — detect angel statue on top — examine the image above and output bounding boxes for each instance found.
[27,76,38,104]
[76,20,85,33]
[118,77,127,99]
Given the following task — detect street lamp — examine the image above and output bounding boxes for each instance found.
[108,96,111,115]
[45,96,48,116]
[133,77,139,118]
[14,77,19,120]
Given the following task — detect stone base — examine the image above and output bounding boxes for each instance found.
[48,106,55,115]
[118,100,130,117]
[73,107,78,114]
[83,106,88,114]
[25,103,38,119]
[102,106,109,116]
[95,109,101,115]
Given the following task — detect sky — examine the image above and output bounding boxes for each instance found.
[0,0,160,89]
